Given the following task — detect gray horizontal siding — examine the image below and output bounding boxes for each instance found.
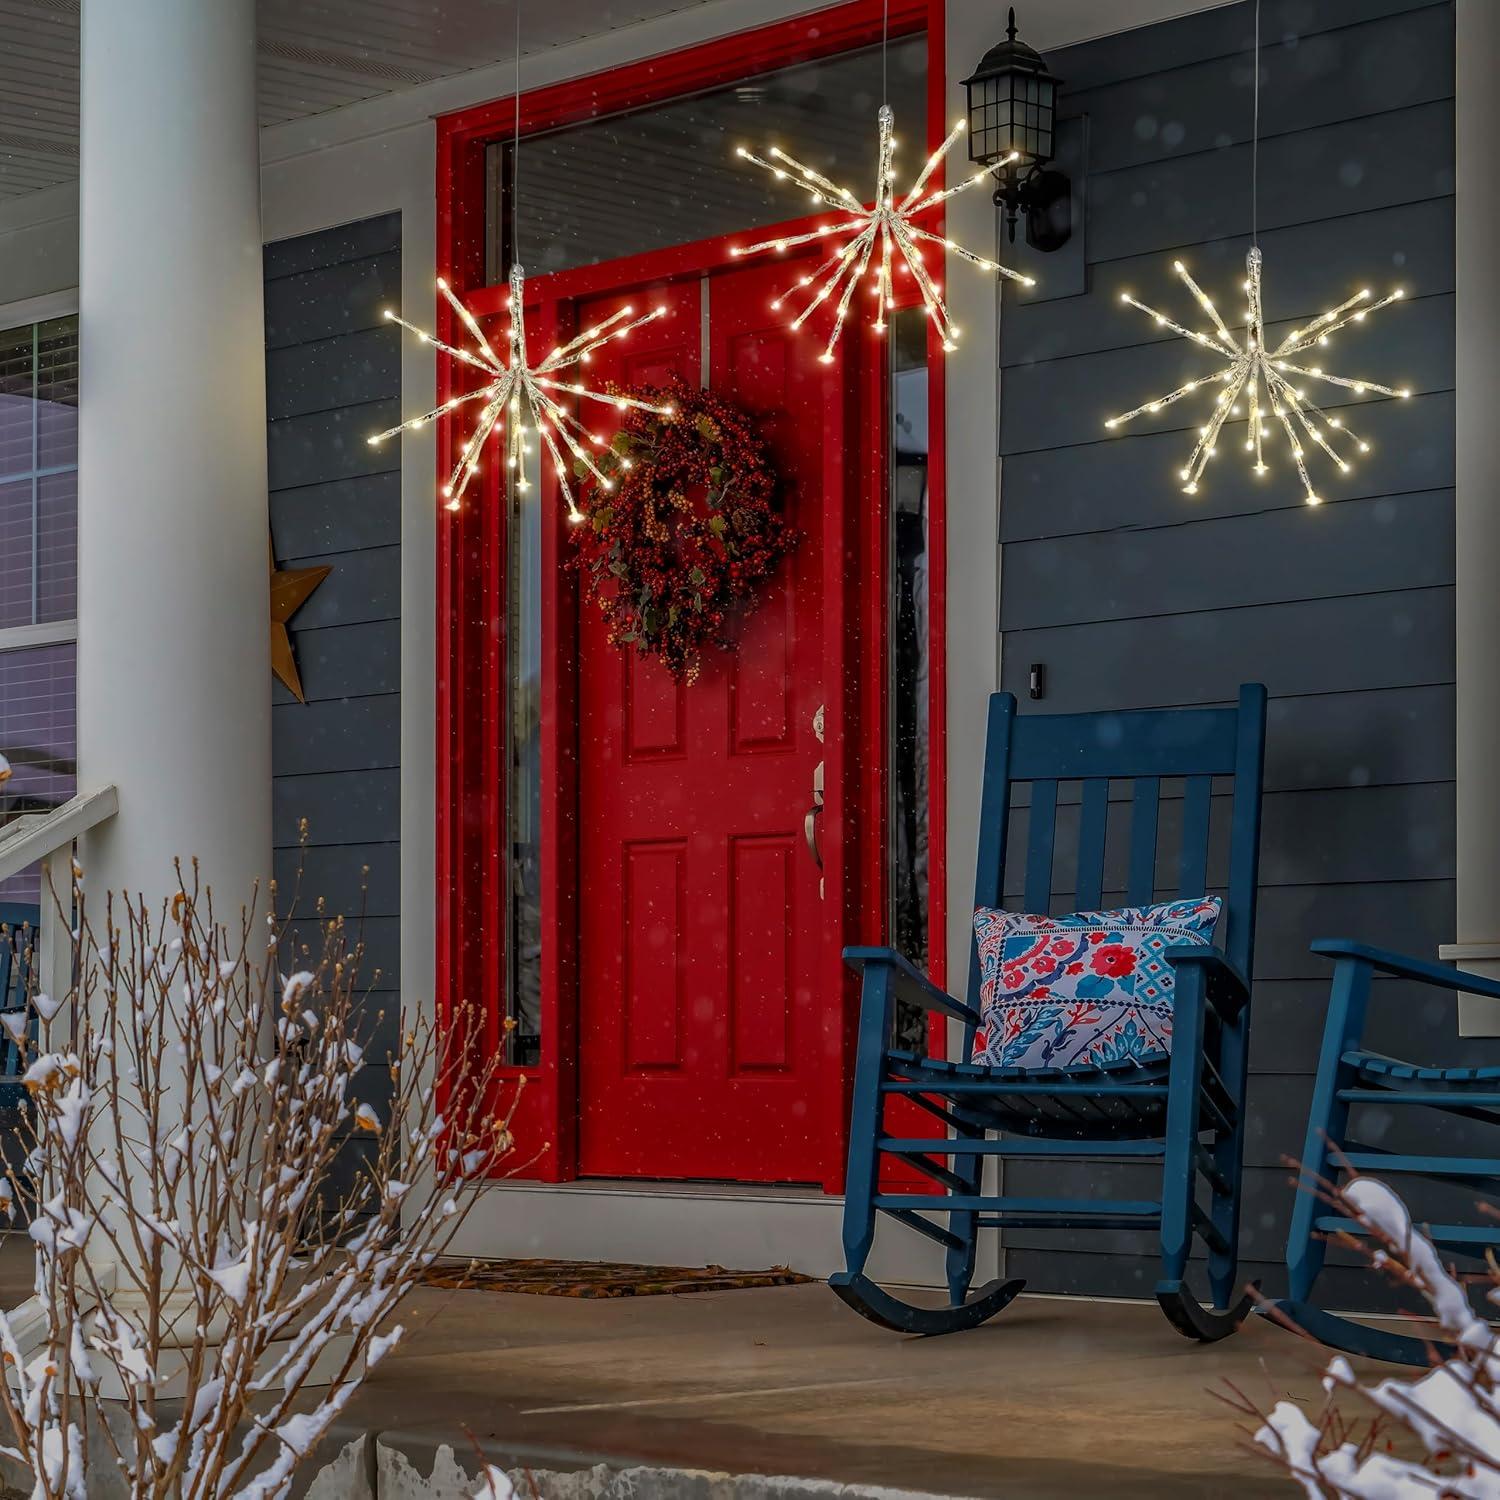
[265,213,402,1202]
[1053,0,1447,93]
[1000,390,1453,540]
[1001,294,1452,453]
[994,0,1456,1305]
[1001,488,1452,630]
[273,620,400,706]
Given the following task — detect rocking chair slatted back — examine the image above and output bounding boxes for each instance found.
[965,686,1267,1059]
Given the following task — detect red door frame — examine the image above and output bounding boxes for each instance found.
[434,0,950,1188]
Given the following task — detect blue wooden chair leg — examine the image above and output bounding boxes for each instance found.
[830,972,1026,1335]
[1155,971,1254,1341]
[1260,953,1454,1363]
[836,968,892,1290]
[1207,1009,1250,1312]
[943,1124,984,1306]
[1287,957,1371,1307]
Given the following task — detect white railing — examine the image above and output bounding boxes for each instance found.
[0,785,118,999]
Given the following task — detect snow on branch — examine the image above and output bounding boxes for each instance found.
[1232,1174,1500,1498]
[0,853,519,1498]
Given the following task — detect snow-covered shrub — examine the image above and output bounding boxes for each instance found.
[0,857,517,1498]
[1249,1176,1500,1497]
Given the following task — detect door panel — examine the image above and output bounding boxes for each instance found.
[576,257,846,1184]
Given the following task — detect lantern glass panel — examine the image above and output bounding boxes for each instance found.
[967,74,1012,166]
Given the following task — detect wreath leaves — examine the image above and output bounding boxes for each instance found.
[568,379,795,681]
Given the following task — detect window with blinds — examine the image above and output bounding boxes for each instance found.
[0,314,79,908]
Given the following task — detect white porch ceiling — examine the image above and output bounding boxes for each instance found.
[0,0,714,202]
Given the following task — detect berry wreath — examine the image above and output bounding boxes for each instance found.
[569,379,796,682]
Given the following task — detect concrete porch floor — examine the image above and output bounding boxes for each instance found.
[338,1279,1360,1498]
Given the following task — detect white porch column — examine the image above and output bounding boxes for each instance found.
[1442,0,1500,1032]
[76,0,271,911]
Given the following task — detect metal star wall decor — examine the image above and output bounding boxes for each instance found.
[1104,248,1410,505]
[269,537,331,704]
[368,267,675,520]
[730,104,1035,361]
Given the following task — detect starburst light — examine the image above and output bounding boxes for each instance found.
[368,264,675,519]
[730,104,1035,361]
[1105,247,1410,505]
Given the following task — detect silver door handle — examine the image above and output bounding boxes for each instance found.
[804,760,824,871]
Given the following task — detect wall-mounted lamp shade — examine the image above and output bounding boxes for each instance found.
[963,8,1061,170]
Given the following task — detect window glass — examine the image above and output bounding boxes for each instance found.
[0,315,80,909]
[0,643,77,905]
[889,307,930,1051]
[506,473,543,1066]
[0,317,78,630]
[486,38,926,280]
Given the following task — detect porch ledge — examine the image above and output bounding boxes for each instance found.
[1438,942,1500,963]
[1436,944,1500,1037]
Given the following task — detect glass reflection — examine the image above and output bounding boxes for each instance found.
[890,308,930,1053]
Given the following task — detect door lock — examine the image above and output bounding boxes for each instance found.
[805,704,825,898]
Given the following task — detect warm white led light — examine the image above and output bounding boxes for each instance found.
[1103,247,1410,505]
[368,267,673,518]
[730,105,1034,359]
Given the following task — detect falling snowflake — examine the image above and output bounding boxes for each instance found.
[731,105,1034,361]
[1105,246,1411,505]
[369,265,675,520]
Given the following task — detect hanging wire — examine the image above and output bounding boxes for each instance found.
[511,0,522,267]
[881,0,889,107]
[1251,0,1261,246]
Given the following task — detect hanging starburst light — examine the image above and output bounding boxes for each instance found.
[368,265,675,519]
[1105,247,1409,505]
[730,105,1034,361]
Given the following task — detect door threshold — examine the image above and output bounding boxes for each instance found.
[477,1176,831,1203]
[449,1176,966,1286]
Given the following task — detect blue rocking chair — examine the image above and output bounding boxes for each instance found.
[1267,943,1500,1365]
[831,684,1267,1339]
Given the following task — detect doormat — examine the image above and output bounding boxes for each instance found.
[420,1257,814,1298]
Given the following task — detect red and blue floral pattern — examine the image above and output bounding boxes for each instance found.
[971,897,1222,1071]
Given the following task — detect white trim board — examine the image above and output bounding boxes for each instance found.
[0,288,78,333]
[448,1179,997,1289]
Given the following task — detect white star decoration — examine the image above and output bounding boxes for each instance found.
[369,265,675,519]
[1106,247,1411,505]
[730,104,1034,360]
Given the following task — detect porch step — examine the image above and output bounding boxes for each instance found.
[367,1440,984,1500]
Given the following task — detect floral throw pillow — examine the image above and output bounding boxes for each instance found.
[971,897,1222,1071]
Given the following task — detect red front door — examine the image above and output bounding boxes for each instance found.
[575,257,853,1186]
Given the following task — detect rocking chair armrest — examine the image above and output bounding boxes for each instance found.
[1309,939,1500,1000]
[1164,945,1251,1022]
[843,946,983,1028]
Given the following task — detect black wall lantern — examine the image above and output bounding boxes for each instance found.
[962,7,1071,251]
